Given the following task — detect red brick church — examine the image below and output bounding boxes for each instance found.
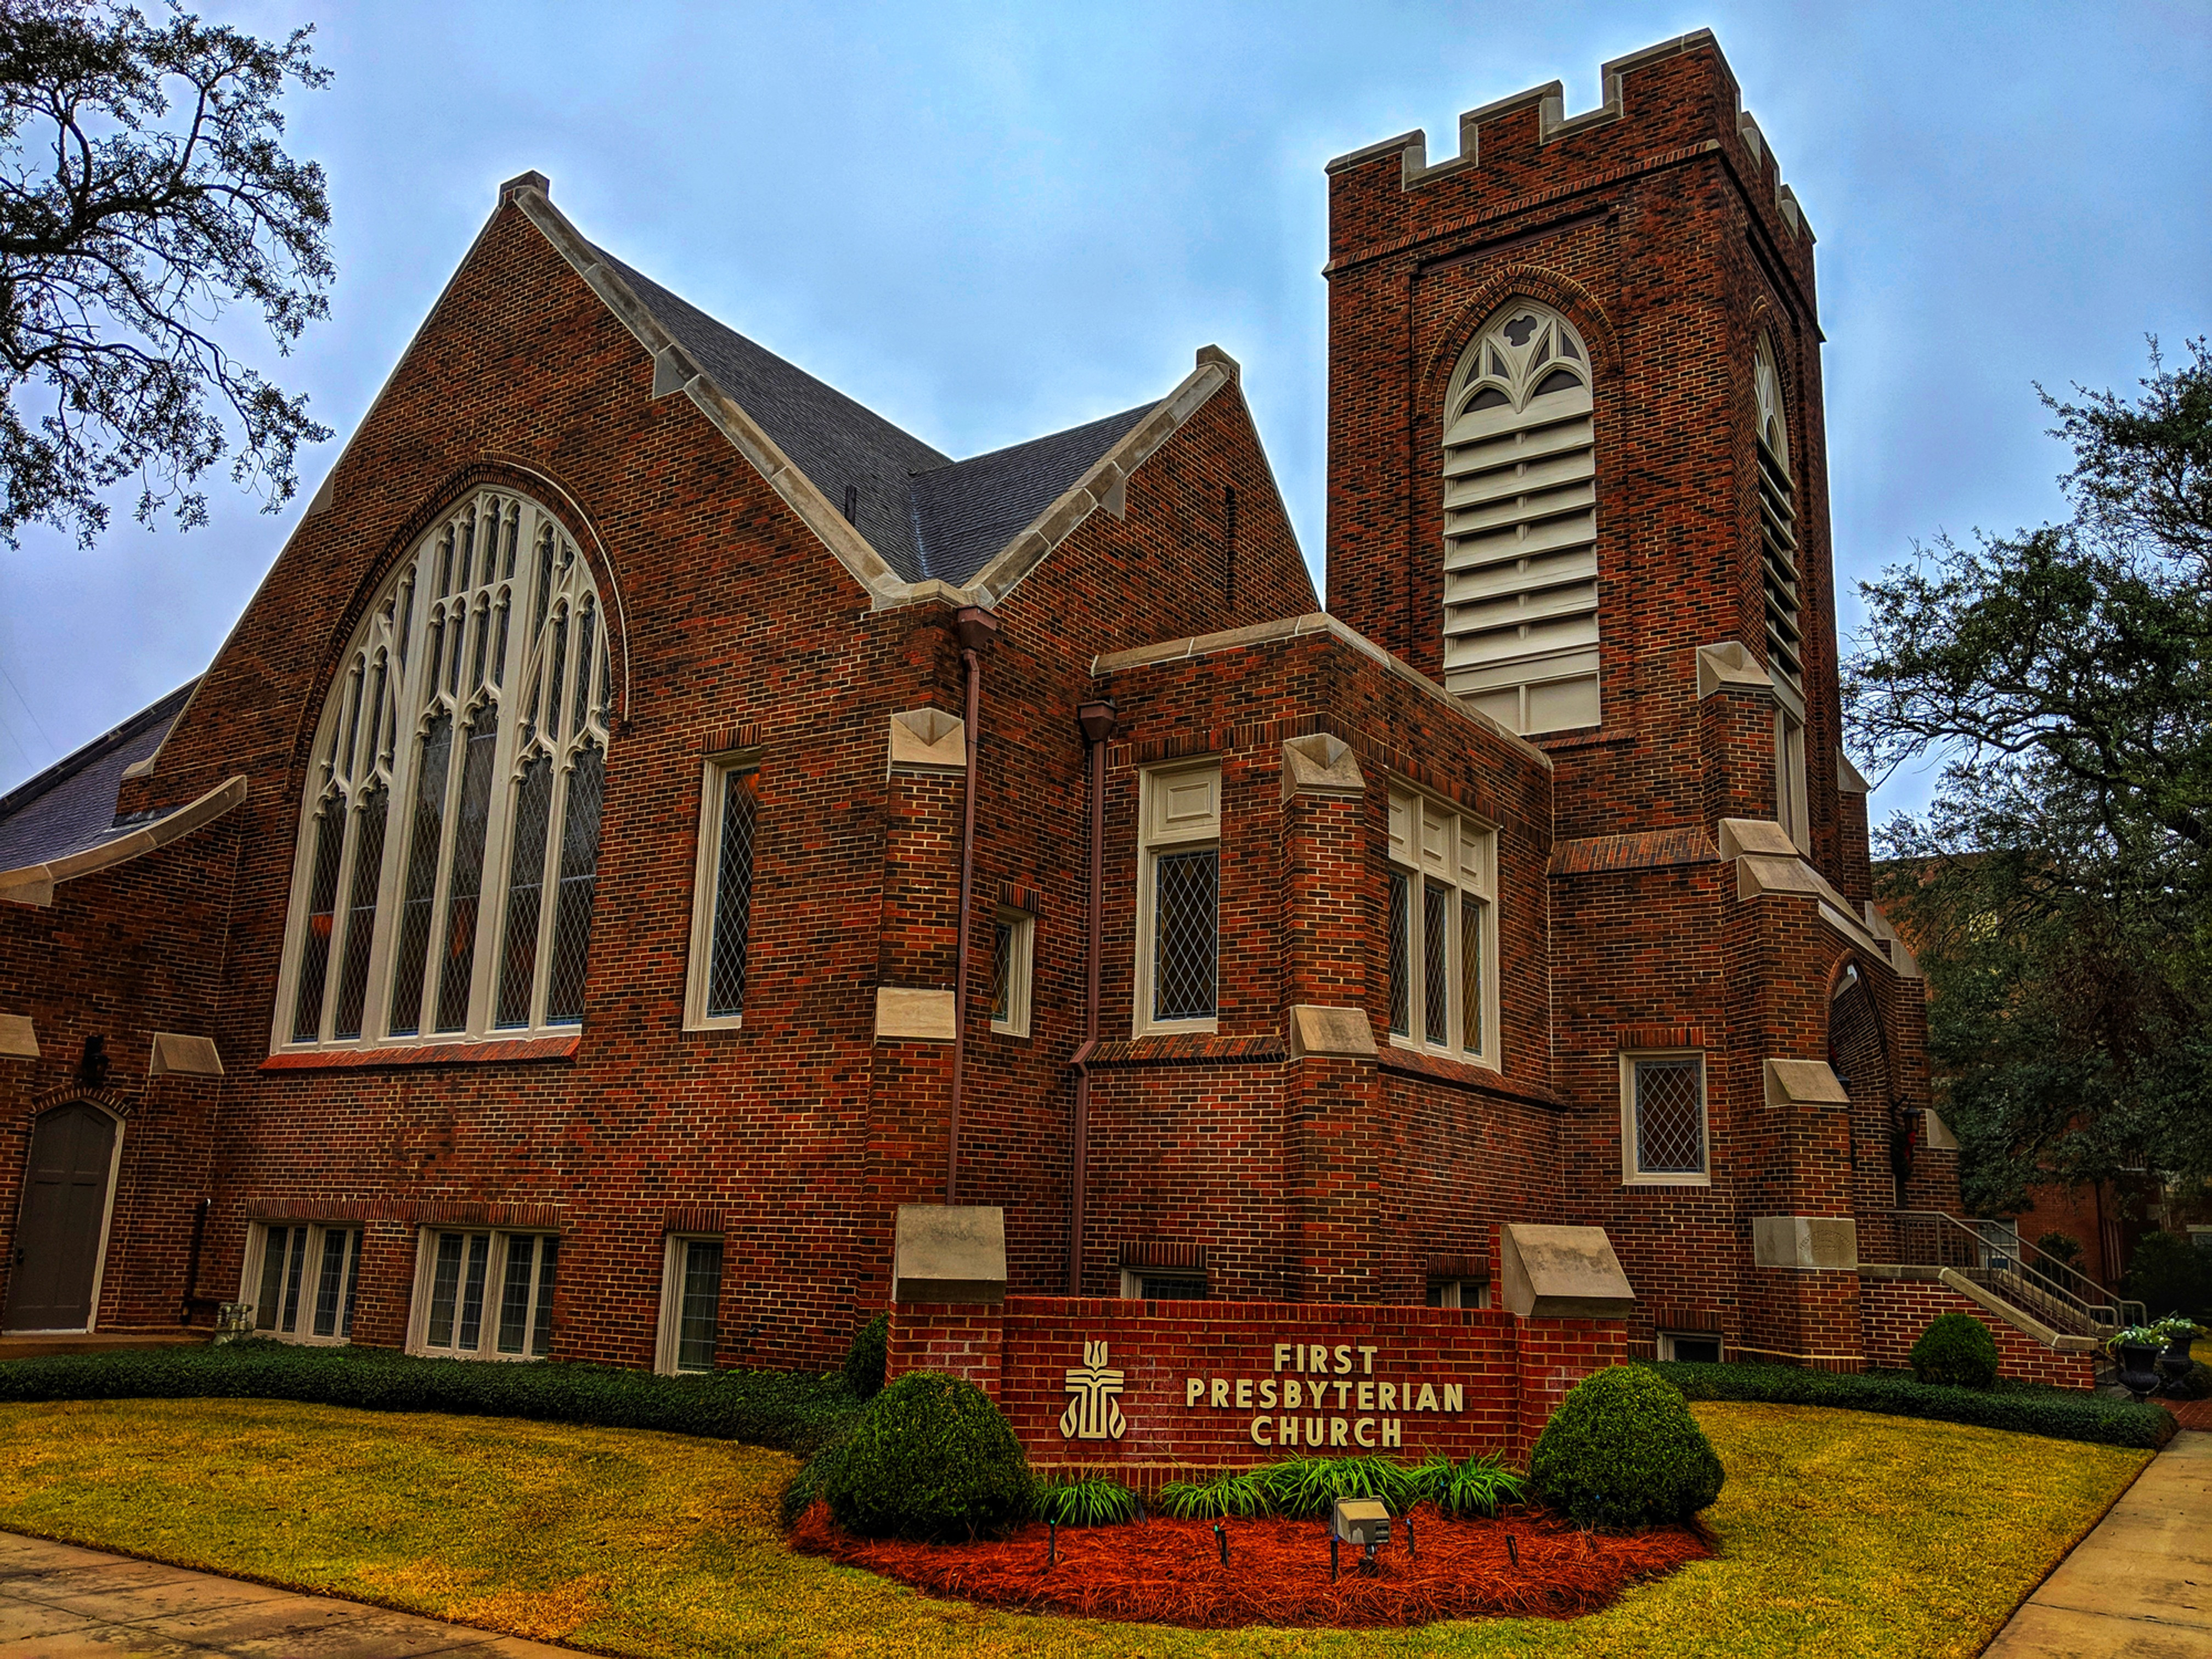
[5,33,2073,1399]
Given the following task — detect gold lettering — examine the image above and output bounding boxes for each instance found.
[1211,1378,1230,1409]
[1333,1344,1352,1375]
[1357,1380,1374,1411]
[1186,1377,1205,1407]
[1329,1417,1349,1447]
[1306,1415,1325,1444]
[1250,1416,1273,1447]
[1353,1417,1376,1447]
[1357,1344,1378,1375]
[1310,1344,1329,1373]
[1381,1417,1402,1448]
[1273,1343,1293,1374]
[1235,1378,1252,1410]
[1284,1379,1303,1410]
[1417,1383,1439,1413]
[1379,1381,1398,1411]
[1334,1380,1351,1409]
[1443,1383,1464,1413]
[1278,1415,1300,1446]
[1260,1378,1278,1409]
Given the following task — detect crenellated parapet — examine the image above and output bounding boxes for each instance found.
[1323,30,1812,277]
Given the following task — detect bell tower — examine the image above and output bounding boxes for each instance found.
[1321,29,1840,869]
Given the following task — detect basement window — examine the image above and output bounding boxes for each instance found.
[656,1235,724,1375]
[1121,1269,1208,1300]
[408,1228,559,1361]
[1658,1331,1724,1364]
[245,1221,361,1345]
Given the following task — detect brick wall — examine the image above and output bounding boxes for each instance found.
[1860,1278,2098,1390]
[888,1295,1624,1484]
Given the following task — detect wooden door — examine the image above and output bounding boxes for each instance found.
[3,1103,117,1331]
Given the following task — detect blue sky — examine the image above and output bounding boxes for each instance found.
[1,1,2207,825]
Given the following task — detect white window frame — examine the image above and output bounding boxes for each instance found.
[1620,1049,1712,1187]
[1773,675,1810,854]
[241,1220,363,1346]
[272,490,613,1056]
[1120,1267,1209,1300]
[1385,786,1500,1069]
[1657,1330,1724,1362]
[404,1226,560,1361]
[1133,762,1222,1037]
[990,906,1035,1039]
[1425,1278,1492,1310]
[654,1233,725,1375]
[683,753,761,1031]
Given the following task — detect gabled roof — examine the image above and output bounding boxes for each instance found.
[596,245,1158,588]
[496,182,1239,603]
[0,681,196,872]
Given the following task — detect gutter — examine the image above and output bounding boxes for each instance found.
[1067,699,1119,1293]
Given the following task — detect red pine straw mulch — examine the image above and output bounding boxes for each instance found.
[789,1502,1713,1629]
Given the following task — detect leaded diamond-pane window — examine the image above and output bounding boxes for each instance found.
[1634,1057,1706,1176]
[706,768,757,1019]
[280,490,612,1048]
[1153,848,1218,1022]
[1386,871,1410,1037]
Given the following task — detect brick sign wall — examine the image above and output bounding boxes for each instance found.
[890,1295,1624,1484]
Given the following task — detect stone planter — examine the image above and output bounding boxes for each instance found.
[2159,1339,2197,1395]
[2114,1342,2162,1402]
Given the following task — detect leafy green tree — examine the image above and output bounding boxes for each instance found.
[0,0,331,548]
[1846,338,2211,1215]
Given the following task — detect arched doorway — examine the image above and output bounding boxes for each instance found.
[3,1101,122,1333]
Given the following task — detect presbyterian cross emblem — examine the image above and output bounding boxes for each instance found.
[1058,1339,1127,1441]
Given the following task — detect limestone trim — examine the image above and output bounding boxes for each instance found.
[887,708,967,772]
[0,1014,35,1059]
[1093,612,1552,770]
[0,774,247,908]
[1764,1056,1850,1109]
[1922,1108,1959,1152]
[1498,1223,1635,1319]
[1286,1005,1378,1060]
[1936,1267,2102,1354]
[1694,640,1772,700]
[1863,901,1923,980]
[1720,817,1894,963]
[876,986,956,1042]
[1280,732,1366,798]
[891,1203,1007,1304]
[148,1033,223,1079]
[1838,752,1872,794]
[1751,1215,1859,1271]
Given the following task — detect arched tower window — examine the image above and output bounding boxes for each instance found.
[1440,301,1598,735]
[278,490,614,1051]
[1753,332,1802,691]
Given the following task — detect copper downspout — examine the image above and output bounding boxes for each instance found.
[1068,699,1119,1294]
[946,606,999,1206]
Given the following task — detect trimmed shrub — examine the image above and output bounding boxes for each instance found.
[1528,1365,1724,1529]
[2035,1231,2083,1267]
[842,1314,888,1401]
[2126,1230,2212,1320]
[1910,1312,2001,1389]
[0,1340,859,1454]
[1650,1359,2175,1449]
[820,1370,1032,1541]
[2165,1360,2212,1402]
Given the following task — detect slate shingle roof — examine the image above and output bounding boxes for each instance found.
[0,681,196,872]
[597,247,1155,587]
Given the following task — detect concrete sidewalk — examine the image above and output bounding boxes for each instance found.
[0,1532,574,1657]
[1985,1428,2212,1657]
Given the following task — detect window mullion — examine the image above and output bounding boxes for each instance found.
[533,755,572,1028]
[467,695,517,1037]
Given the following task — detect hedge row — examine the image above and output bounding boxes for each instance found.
[0,1340,863,1455]
[1646,1360,2175,1449]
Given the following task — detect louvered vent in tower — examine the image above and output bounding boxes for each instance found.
[1753,333,1801,691]
[1440,302,1599,735]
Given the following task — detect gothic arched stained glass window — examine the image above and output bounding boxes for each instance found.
[278,492,614,1050]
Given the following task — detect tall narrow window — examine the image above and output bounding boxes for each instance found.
[656,1235,724,1375]
[1754,334,1810,850]
[989,907,1035,1039]
[1386,788,1499,1068]
[278,492,613,1050]
[685,759,759,1028]
[1441,302,1599,735]
[1135,764,1221,1035]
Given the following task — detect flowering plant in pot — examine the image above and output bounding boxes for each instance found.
[2107,1324,2166,1401]
[2151,1317,2204,1392]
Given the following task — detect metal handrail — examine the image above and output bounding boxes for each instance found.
[1889,1211,2143,1334]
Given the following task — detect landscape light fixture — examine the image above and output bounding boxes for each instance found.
[1330,1497,1392,1579]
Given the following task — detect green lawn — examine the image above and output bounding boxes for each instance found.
[0,1396,2148,1657]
